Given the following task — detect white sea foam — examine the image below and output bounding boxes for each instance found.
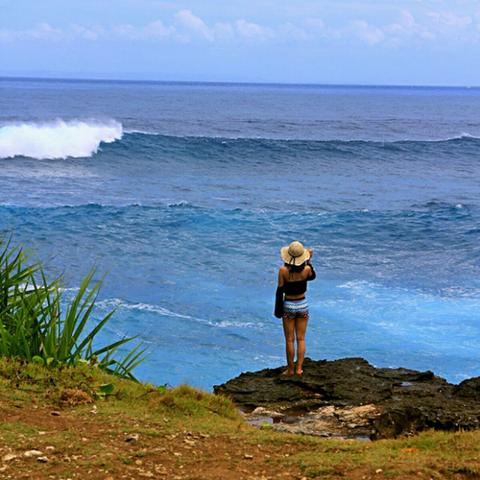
[97,298,193,319]
[436,132,480,142]
[96,297,258,329]
[0,119,123,159]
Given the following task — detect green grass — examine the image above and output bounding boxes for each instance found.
[0,357,241,424]
[277,431,480,478]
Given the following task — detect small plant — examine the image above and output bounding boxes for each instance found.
[260,421,273,430]
[96,382,115,399]
[157,384,168,394]
[0,239,145,380]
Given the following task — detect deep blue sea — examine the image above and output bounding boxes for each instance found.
[1,78,480,389]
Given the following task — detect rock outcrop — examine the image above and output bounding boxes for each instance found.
[213,357,480,439]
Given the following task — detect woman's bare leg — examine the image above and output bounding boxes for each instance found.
[295,316,308,375]
[282,317,295,375]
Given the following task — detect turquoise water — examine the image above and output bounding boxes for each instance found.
[1,78,480,388]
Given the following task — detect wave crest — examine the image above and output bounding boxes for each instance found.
[0,120,123,159]
[123,131,480,143]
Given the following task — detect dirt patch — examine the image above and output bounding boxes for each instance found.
[0,401,309,480]
[58,388,94,406]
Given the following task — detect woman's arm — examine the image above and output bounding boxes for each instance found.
[306,263,316,281]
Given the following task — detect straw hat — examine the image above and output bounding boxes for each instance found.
[280,240,310,266]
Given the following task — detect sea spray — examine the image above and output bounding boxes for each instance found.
[0,120,123,159]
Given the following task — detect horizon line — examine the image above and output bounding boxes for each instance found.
[1,75,480,90]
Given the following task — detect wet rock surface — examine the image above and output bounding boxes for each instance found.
[213,357,480,439]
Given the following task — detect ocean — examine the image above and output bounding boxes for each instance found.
[1,78,480,389]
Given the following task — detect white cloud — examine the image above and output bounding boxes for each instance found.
[1,8,479,47]
[112,20,175,40]
[427,11,472,28]
[0,22,63,42]
[350,20,385,45]
[234,19,272,39]
[278,22,309,41]
[212,22,235,40]
[172,11,272,42]
[175,9,213,41]
[383,10,435,43]
[0,11,297,45]
[112,24,138,38]
[329,8,478,46]
[71,25,105,41]
[144,20,175,37]
[30,23,63,40]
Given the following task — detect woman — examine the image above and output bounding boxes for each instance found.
[275,240,316,376]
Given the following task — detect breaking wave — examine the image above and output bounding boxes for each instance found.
[2,123,479,161]
[0,120,123,159]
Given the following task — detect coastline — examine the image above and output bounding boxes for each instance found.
[215,357,480,440]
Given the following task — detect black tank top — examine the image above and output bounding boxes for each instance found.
[283,264,316,295]
[283,279,308,295]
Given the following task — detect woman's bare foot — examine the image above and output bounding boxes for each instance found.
[295,369,303,376]
[281,368,294,376]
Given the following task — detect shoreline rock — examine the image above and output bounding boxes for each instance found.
[213,357,480,439]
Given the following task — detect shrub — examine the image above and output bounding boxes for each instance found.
[0,240,145,380]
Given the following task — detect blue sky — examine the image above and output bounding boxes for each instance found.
[1,0,480,85]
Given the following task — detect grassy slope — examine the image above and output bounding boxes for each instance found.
[0,359,479,480]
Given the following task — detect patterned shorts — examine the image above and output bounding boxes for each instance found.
[283,298,309,321]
